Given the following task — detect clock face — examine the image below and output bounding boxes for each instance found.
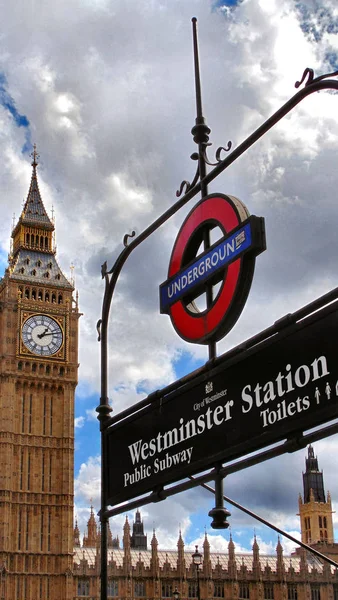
[21,314,63,357]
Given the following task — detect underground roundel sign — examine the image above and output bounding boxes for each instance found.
[160,193,266,344]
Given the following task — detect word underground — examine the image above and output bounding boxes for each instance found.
[123,355,329,489]
[160,224,250,312]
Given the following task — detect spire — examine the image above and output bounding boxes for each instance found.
[20,146,54,230]
[177,529,186,579]
[123,516,132,574]
[73,519,80,547]
[150,529,159,577]
[203,531,212,578]
[228,534,237,580]
[303,445,325,503]
[82,505,98,547]
[276,537,285,580]
[252,535,261,580]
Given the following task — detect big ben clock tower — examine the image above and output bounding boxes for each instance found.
[0,147,80,600]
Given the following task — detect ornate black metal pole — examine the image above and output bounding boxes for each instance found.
[191,18,214,360]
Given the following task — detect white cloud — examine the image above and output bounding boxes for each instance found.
[75,416,85,429]
[2,0,338,551]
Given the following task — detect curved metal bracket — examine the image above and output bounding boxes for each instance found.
[123,230,136,248]
[295,67,338,88]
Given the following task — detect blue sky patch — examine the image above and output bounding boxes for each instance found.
[0,72,32,153]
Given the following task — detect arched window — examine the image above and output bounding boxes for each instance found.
[58,294,63,304]
[18,362,23,371]
[40,236,44,248]
[107,580,118,597]
[45,236,48,249]
[32,289,36,300]
[26,233,30,245]
[38,290,42,300]
[32,364,37,373]
[162,583,172,598]
[134,581,145,597]
[45,292,50,302]
[52,293,56,303]
[77,579,89,596]
[25,288,30,299]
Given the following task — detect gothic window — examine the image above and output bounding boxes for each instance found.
[239,585,250,599]
[264,584,274,599]
[288,585,298,600]
[60,366,64,376]
[52,293,56,303]
[323,517,327,528]
[40,236,44,248]
[188,583,198,598]
[43,396,47,435]
[25,288,29,298]
[311,586,321,600]
[214,583,224,598]
[27,451,31,489]
[304,517,311,543]
[46,365,51,375]
[77,578,90,596]
[162,582,173,597]
[21,395,25,433]
[58,293,63,304]
[42,455,45,492]
[45,292,50,302]
[18,361,22,371]
[47,510,51,552]
[26,233,30,245]
[319,516,322,528]
[107,579,118,597]
[38,289,42,300]
[32,289,36,300]
[134,581,145,597]
[28,394,32,434]
[18,510,22,550]
[45,236,48,249]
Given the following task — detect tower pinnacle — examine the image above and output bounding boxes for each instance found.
[30,143,40,168]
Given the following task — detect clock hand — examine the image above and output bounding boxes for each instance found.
[37,327,49,339]
[38,329,54,339]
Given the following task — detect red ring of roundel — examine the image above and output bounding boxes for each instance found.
[168,193,252,344]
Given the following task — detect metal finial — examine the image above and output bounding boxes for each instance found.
[192,18,203,122]
[30,143,40,168]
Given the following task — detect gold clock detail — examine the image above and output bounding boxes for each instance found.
[21,314,63,356]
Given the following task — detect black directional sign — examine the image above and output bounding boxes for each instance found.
[105,301,338,506]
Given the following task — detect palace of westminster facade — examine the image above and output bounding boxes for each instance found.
[0,152,338,599]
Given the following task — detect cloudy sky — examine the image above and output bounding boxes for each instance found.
[1,0,338,556]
